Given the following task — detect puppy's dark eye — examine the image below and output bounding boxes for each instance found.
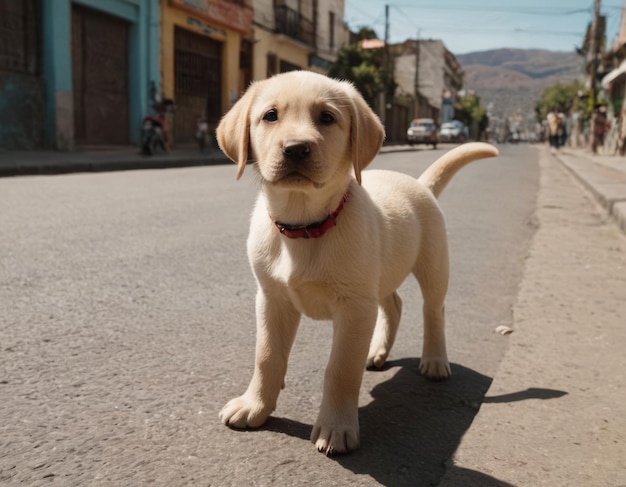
[263,109,278,122]
[319,111,336,125]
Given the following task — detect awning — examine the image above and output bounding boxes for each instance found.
[601,60,626,89]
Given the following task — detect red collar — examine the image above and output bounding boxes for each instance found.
[272,192,350,239]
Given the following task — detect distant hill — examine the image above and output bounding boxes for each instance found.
[455,48,585,129]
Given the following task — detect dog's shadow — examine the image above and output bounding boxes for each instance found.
[343,359,493,486]
[263,359,565,486]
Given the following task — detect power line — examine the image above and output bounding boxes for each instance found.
[345,1,620,47]
[390,3,591,15]
[346,1,622,24]
[344,0,386,26]
[385,1,623,21]
[388,5,585,38]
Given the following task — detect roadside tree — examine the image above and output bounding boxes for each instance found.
[328,28,390,108]
[456,93,489,140]
[535,81,588,121]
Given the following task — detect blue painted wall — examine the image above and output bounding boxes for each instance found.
[42,0,72,149]
[0,1,45,150]
[0,73,44,149]
[41,0,160,148]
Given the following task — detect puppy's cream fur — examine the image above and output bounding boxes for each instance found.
[216,71,498,454]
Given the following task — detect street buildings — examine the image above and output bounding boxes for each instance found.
[0,0,462,150]
[391,39,464,142]
[599,0,626,153]
[253,0,349,77]
[1,0,158,150]
[159,0,253,145]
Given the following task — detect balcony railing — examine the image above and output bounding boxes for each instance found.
[274,5,315,49]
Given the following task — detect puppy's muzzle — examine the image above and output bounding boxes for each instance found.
[282,140,311,162]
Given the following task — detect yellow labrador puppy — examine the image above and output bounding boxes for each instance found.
[216,70,498,454]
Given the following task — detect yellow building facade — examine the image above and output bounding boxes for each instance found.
[160,0,253,144]
[252,27,311,78]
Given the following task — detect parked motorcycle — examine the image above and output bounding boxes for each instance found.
[141,98,174,156]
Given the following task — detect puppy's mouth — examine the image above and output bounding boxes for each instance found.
[273,171,325,189]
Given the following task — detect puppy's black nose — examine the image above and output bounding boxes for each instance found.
[282,141,311,160]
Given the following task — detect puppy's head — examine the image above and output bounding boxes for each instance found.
[217,71,385,188]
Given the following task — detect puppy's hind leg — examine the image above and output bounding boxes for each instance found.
[366,291,402,369]
[414,222,451,380]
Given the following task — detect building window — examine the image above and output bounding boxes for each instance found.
[273,1,315,48]
[267,53,277,78]
[240,39,252,90]
[0,0,40,75]
[279,59,300,73]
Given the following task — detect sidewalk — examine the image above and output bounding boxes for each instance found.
[553,146,626,235]
[440,144,626,486]
[0,146,230,177]
[0,142,415,178]
[0,143,415,177]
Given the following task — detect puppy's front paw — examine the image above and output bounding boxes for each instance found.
[419,356,451,380]
[219,394,273,429]
[311,420,360,455]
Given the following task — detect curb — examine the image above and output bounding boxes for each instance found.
[555,150,626,235]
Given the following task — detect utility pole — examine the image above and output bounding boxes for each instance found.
[414,29,420,119]
[589,0,601,150]
[590,0,601,108]
[383,4,390,118]
[618,0,626,154]
[384,4,390,50]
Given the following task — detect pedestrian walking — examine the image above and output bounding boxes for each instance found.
[558,112,567,147]
[546,108,562,153]
[592,104,609,154]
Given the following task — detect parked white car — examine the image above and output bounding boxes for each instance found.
[438,120,468,143]
[406,118,438,148]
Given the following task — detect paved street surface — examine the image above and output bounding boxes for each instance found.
[1,144,625,485]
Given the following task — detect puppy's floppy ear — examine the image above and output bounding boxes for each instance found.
[216,81,260,180]
[347,86,385,184]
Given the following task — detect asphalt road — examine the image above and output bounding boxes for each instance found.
[1,144,539,486]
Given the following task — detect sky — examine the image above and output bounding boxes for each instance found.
[344,0,624,55]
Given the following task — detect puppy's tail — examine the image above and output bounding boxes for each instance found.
[418,142,499,199]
